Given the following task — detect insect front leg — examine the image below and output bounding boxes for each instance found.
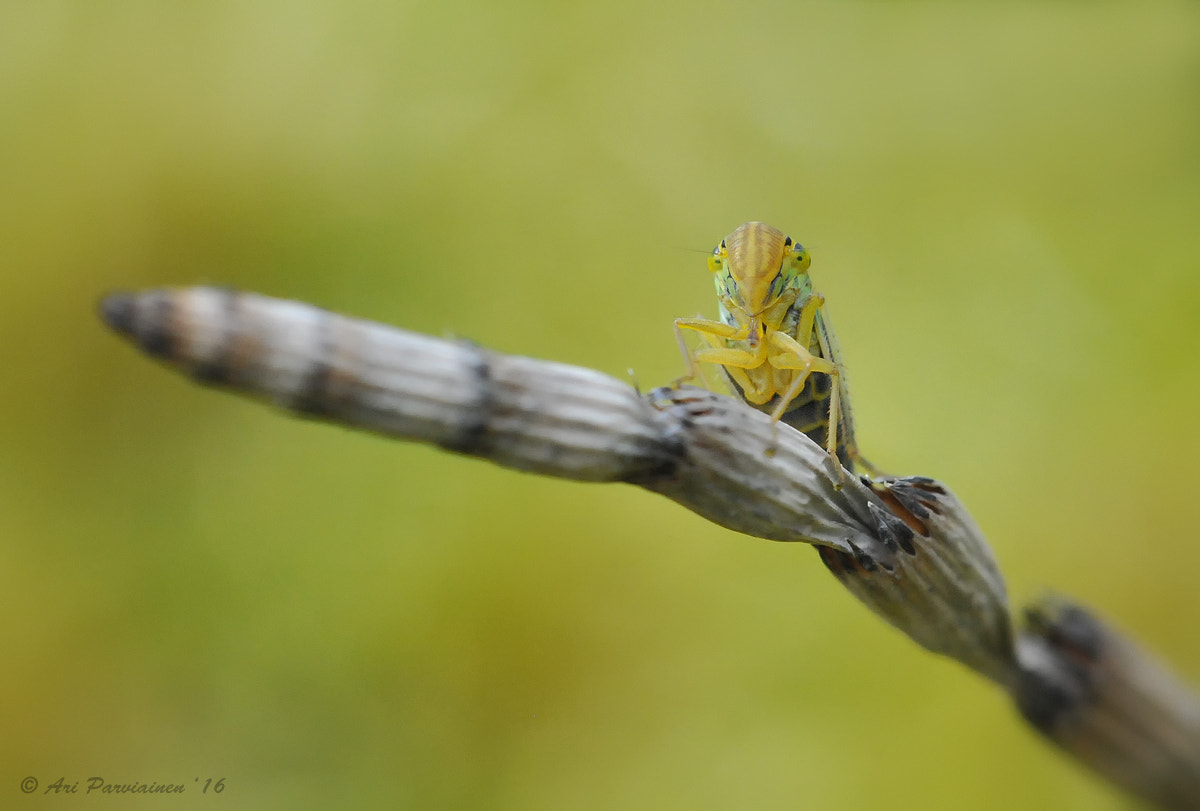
[673,317,746,382]
[697,344,775,405]
[674,317,775,403]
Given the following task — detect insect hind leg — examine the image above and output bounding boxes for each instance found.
[767,330,846,480]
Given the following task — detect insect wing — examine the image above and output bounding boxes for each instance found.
[812,306,859,468]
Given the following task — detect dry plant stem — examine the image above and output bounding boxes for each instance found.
[1017,598,1200,810]
[97,288,892,559]
[100,287,1200,810]
[818,479,1015,688]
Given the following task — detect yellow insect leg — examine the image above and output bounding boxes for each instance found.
[673,317,744,379]
[767,293,842,456]
[674,317,775,404]
[767,328,844,473]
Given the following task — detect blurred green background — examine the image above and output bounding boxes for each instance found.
[2,0,1198,808]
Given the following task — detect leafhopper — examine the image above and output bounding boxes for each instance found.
[675,222,877,476]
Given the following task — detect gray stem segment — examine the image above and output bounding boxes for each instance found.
[101,287,1200,809]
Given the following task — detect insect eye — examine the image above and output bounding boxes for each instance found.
[790,244,811,272]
